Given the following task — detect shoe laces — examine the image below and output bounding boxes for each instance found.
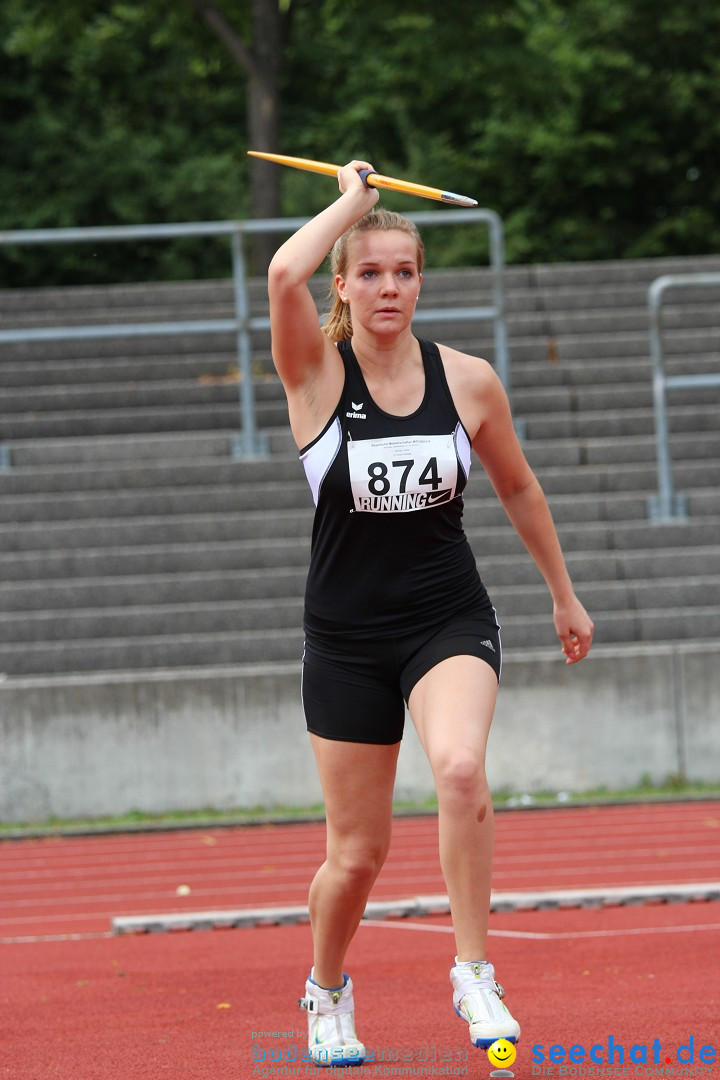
[460,962,505,999]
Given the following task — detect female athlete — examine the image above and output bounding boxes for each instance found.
[267,160,594,1066]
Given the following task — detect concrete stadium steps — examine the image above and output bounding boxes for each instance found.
[1,374,717,418]
[1,431,240,467]
[2,542,719,593]
[0,536,311,581]
[244,421,720,468]
[0,629,304,677]
[0,456,716,535]
[1,348,718,401]
[0,319,716,373]
[5,421,720,473]
[522,405,720,441]
[0,252,718,678]
[1,249,717,447]
[5,254,719,318]
[0,483,312,523]
[1,510,718,569]
[4,574,720,629]
[0,596,306,643]
[0,279,237,316]
[0,354,244,389]
[2,607,720,678]
[0,567,310,610]
[0,403,244,440]
[1,390,718,442]
[0,505,312,551]
[1,513,718,583]
[4,563,720,616]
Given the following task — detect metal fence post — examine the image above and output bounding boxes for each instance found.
[487,209,509,394]
[230,226,268,459]
[647,277,683,522]
[647,272,720,522]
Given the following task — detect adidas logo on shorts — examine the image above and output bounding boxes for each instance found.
[479,639,496,652]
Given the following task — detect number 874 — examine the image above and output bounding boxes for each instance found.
[367,457,442,496]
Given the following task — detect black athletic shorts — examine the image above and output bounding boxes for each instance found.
[301,610,502,746]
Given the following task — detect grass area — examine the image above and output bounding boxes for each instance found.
[494,775,720,809]
[2,776,720,837]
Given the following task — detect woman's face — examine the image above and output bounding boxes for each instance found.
[335,229,422,337]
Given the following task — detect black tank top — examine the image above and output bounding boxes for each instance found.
[299,338,491,638]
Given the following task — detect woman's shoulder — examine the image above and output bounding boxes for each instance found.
[435,341,497,387]
[433,341,506,439]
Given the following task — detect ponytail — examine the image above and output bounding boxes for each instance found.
[322,292,354,343]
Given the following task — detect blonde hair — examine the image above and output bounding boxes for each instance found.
[321,209,425,342]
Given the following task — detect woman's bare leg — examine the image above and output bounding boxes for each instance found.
[308,733,401,987]
[408,655,498,960]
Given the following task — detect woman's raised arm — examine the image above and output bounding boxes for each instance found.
[268,161,378,393]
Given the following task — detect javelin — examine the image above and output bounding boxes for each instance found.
[247,151,478,208]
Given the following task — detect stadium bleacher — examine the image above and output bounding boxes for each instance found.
[1,254,719,679]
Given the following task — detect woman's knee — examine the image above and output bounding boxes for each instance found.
[328,836,390,889]
[433,751,489,804]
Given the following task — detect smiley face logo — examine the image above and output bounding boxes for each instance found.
[487,1039,517,1069]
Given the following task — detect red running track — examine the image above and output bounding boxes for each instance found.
[2,898,720,1078]
[2,801,720,939]
[2,802,720,1080]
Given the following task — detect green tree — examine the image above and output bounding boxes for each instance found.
[186,0,287,269]
[471,0,720,261]
[281,0,720,264]
[1,0,719,285]
[0,0,249,285]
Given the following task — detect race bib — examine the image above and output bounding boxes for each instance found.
[348,434,458,513]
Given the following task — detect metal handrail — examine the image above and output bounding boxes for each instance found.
[0,211,508,461]
[647,272,720,522]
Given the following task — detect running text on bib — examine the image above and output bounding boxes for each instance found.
[348,434,458,513]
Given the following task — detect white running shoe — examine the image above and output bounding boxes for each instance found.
[450,959,521,1049]
[298,969,366,1067]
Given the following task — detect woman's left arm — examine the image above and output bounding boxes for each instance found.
[471,365,594,665]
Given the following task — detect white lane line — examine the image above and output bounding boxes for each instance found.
[5,919,720,946]
[0,931,113,944]
[360,919,720,941]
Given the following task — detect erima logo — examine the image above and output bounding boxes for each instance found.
[346,401,366,419]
